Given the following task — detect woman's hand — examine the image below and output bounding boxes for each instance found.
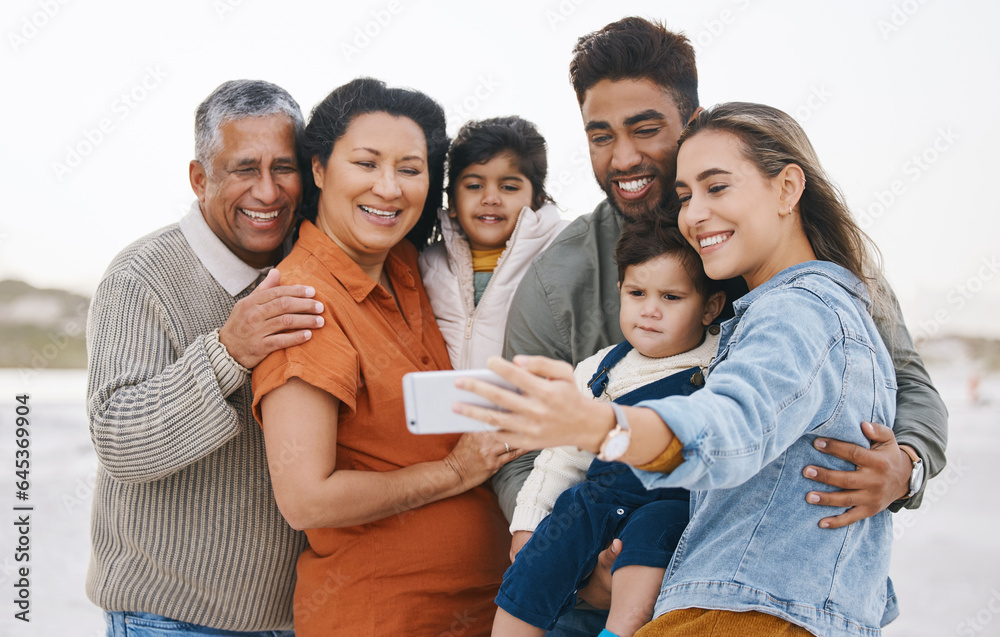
[453,355,614,453]
[443,431,526,490]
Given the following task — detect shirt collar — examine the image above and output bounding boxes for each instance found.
[296,220,416,304]
[179,201,269,297]
[732,260,871,316]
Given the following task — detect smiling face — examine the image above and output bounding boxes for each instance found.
[619,253,720,358]
[581,78,689,221]
[312,112,429,275]
[190,114,301,268]
[452,153,534,251]
[675,130,803,290]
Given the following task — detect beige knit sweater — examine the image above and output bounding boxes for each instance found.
[85,221,306,630]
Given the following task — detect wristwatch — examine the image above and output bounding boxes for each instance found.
[597,403,630,462]
[900,445,924,500]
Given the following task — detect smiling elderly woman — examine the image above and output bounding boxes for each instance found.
[251,78,516,637]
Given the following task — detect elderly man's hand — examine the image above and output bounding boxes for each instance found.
[219,269,325,369]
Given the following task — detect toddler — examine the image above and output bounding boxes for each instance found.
[492,216,726,637]
[419,116,566,370]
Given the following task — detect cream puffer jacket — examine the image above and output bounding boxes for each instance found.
[419,203,568,370]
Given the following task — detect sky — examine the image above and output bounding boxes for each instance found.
[2,0,998,340]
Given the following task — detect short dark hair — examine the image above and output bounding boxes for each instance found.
[569,16,699,121]
[446,116,552,211]
[615,214,722,299]
[299,77,448,249]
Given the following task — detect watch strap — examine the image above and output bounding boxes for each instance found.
[899,445,924,499]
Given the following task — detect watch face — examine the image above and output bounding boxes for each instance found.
[603,432,630,461]
[909,461,924,494]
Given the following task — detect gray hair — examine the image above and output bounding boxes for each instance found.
[194,79,304,173]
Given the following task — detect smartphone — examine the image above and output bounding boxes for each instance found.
[403,369,516,434]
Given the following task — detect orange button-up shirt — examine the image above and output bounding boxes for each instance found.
[253,221,508,636]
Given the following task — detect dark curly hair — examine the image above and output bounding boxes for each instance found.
[570,16,699,121]
[446,116,553,211]
[615,213,723,300]
[298,77,448,250]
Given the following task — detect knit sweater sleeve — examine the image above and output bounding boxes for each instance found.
[86,270,246,484]
[509,446,594,533]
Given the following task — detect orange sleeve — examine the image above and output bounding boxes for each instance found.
[252,302,360,426]
[634,436,684,474]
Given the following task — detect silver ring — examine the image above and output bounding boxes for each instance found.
[504,443,511,453]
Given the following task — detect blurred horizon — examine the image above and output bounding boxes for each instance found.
[3,0,998,340]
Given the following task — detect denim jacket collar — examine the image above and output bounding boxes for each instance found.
[732,261,871,319]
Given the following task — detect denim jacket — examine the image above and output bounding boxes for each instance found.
[634,261,898,637]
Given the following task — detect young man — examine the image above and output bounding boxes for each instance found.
[86,80,323,635]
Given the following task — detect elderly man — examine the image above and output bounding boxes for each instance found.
[498,17,948,636]
[86,80,323,636]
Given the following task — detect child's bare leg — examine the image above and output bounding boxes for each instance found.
[491,607,546,637]
[605,564,666,637]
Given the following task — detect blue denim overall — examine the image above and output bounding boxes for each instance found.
[495,342,700,630]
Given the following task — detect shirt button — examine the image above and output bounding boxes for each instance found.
[420,356,430,365]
